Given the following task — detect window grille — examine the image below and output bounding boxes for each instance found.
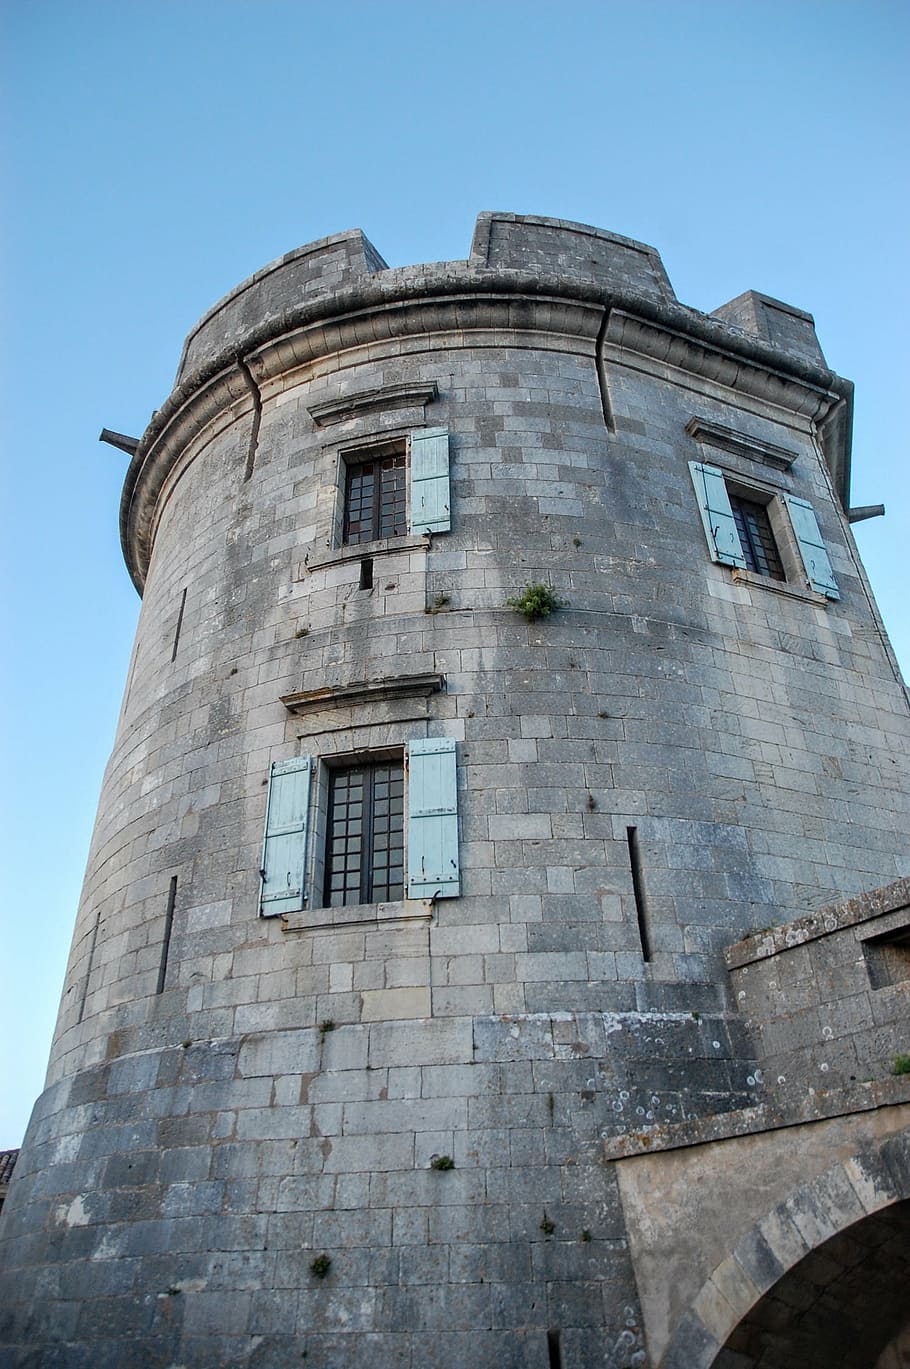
[729,495,785,580]
[343,454,407,544]
[324,762,405,906]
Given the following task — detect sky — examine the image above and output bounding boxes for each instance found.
[1,0,907,1147]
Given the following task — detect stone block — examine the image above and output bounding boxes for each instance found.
[361,987,431,1021]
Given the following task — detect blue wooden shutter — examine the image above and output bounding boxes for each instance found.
[688,461,746,568]
[410,428,451,534]
[407,738,459,899]
[260,757,311,916]
[785,496,840,599]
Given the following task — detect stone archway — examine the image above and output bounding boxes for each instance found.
[710,1199,910,1367]
[658,1129,910,1369]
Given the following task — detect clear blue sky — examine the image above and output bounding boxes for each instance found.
[1,0,907,1146]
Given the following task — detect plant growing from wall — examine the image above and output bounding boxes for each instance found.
[505,583,567,623]
[310,1254,332,1279]
[891,1053,910,1075]
[430,1154,455,1170]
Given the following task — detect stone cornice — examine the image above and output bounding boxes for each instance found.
[685,417,798,470]
[121,265,854,594]
[605,311,840,422]
[280,671,445,716]
[307,381,439,427]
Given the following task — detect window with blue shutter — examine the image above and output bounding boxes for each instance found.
[343,451,407,543]
[407,738,460,899]
[784,495,840,599]
[409,428,451,535]
[323,761,405,906]
[260,757,311,917]
[729,494,785,580]
[689,460,840,602]
[688,461,747,568]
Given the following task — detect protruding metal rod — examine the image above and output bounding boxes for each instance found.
[99,427,139,455]
[848,504,885,524]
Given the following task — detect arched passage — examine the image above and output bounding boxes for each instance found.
[659,1129,910,1369]
[711,1199,910,1367]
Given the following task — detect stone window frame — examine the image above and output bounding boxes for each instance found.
[686,418,838,604]
[320,750,407,910]
[339,436,409,547]
[721,470,805,595]
[302,426,431,577]
[691,460,833,606]
[277,726,460,933]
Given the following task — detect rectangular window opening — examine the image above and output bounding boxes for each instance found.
[689,459,839,599]
[359,557,374,590]
[324,759,405,908]
[547,1329,563,1369]
[729,494,785,580]
[863,925,910,990]
[343,444,407,545]
[627,826,651,962]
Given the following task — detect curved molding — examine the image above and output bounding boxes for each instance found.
[121,264,854,595]
[120,365,253,592]
[606,311,839,421]
[658,1128,910,1369]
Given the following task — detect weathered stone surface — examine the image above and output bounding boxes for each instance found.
[1,212,908,1366]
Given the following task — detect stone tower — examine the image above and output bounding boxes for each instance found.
[2,215,908,1369]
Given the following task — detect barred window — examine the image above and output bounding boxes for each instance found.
[259,742,460,919]
[343,453,407,545]
[324,762,405,907]
[729,494,785,580]
[689,460,839,599]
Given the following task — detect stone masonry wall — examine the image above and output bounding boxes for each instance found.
[727,876,910,1094]
[2,214,908,1368]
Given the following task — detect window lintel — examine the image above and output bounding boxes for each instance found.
[281,672,445,717]
[686,417,798,471]
[308,382,438,428]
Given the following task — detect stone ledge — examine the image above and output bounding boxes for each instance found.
[686,417,798,470]
[731,567,828,606]
[307,381,438,427]
[602,1075,910,1161]
[280,672,444,716]
[299,533,430,576]
[282,898,434,931]
[724,876,910,969]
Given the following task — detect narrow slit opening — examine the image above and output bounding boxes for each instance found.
[546,1328,562,1369]
[359,557,374,590]
[239,358,262,482]
[156,876,178,995]
[76,911,102,1024]
[171,587,187,663]
[627,826,651,962]
[595,306,615,433]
